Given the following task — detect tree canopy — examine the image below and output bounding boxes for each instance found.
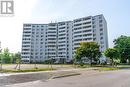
[75,42,101,65]
[113,35,130,63]
[104,48,119,66]
[2,48,11,63]
[0,48,21,64]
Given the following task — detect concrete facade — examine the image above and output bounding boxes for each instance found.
[21,14,108,63]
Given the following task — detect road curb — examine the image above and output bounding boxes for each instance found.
[50,73,81,79]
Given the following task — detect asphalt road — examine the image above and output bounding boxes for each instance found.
[0,69,79,86]
[3,69,130,87]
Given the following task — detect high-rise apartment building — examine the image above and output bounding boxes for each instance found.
[45,23,58,60]
[21,14,108,63]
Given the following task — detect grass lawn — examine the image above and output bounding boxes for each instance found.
[117,65,130,69]
[0,68,56,73]
[1,64,130,73]
[99,67,119,71]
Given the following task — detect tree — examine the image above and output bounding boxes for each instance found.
[113,35,130,63]
[75,47,84,66]
[14,52,21,70]
[0,53,3,70]
[75,42,101,66]
[10,53,15,64]
[104,48,119,66]
[2,48,11,64]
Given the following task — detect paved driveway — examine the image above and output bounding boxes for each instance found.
[0,69,79,86]
[3,69,130,87]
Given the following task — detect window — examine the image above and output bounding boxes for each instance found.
[22,42,30,44]
[93,38,96,40]
[93,25,96,28]
[83,17,91,21]
[24,28,31,30]
[83,21,91,25]
[100,37,103,40]
[48,35,56,37]
[58,22,65,26]
[48,38,56,40]
[58,41,66,43]
[24,31,31,33]
[92,21,95,24]
[74,19,82,23]
[59,27,65,29]
[83,25,91,28]
[100,28,103,31]
[23,38,31,40]
[59,34,66,36]
[83,29,91,33]
[83,34,92,36]
[99,16,102,19]
[74,23,82,26]
[74,27,82,30]
[24,24,31,27]
[74,43,80,45]
[59,30,65,33]
[74,39,82,41]
[32,32,35,34]
[100,33,103,35]
[58,37,66,40]
[48,23,56,26]
[23,35,31,37]
[83,38,92,40]
[48,31,56,33]
[99,20,102,23]
[74,35,82,38]
[99,24,103,27]
[22,45,30,47]
[22,49,30,51]
[49,28,56,30]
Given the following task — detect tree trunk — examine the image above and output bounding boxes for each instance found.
[0,63,2,70]
[90,58,92,66]
[73,58,77,68]
[111,58,114,67]
[18,62,21,70]
[128,59,130,64]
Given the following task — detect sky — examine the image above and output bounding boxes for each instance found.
[0,0,130,53]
